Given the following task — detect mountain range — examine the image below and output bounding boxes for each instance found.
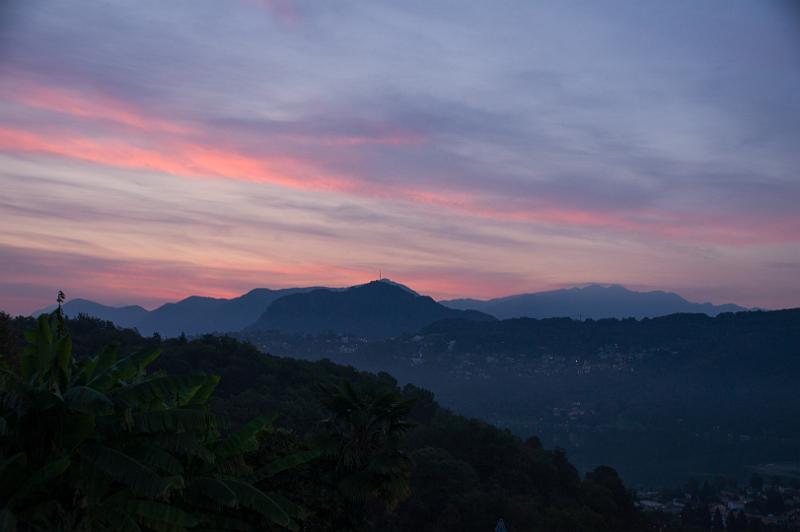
[34,281,748,338]
[441,284,746,319]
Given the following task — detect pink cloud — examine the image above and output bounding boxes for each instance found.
[3,122,798,247]
[1,77,797,249]
[1,81,186,133]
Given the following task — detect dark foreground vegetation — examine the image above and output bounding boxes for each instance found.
[1,309,645,532]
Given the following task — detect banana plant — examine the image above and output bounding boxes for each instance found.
[0,310,316,532]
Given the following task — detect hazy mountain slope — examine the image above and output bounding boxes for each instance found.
[135,287,316,337]
[248,280,495,337]
[33,298,148,328]
[441,284,746,319]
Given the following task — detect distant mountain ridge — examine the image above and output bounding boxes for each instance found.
[34,288,319,337]
[30,279,443,337]
[32,281,748,337]
[34,298,148,329]
[133,287,318,337]
[440,284,747,320]
[247,280,494,337]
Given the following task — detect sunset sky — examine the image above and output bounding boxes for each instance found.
[1,1,799,315]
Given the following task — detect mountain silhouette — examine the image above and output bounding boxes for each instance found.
[34,298,148,328]
[33,288,318,337]
[440,284,747,320]
[248,279,495,337]
[33,282,747,337]
[134,288,317,337]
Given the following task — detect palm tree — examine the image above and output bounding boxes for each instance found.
[317,381,415,511]
[0,304,311,531]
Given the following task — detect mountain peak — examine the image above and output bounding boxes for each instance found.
[248,280,492,337]
[355,278,420,296]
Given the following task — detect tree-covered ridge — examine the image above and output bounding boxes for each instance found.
[2,312,645,531]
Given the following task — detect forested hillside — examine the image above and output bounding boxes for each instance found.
[1,312,643,532]
[241,310,800,486]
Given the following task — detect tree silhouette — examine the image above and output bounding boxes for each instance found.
[318,381,415,513]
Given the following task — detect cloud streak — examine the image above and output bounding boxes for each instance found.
[1,0,798,313]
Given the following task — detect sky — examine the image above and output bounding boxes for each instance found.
[1,0,799,315]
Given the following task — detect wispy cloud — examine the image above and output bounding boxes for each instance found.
[1,0,798,313]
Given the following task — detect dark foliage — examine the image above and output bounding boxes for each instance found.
[4,314,644,531]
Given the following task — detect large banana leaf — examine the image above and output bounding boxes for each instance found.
[54,335,72,384]
[221,479,293,530]
[250,449,320,483]
[61,411,96,451]
[0,453,28,499]
[149,433,217,464]
[88,347,161,392]
[20,316,54,383]
[214,415,276,461]
[181,375,220,407]
[64,385,113,415]
[121,500,199,528]
[9,456,70,506]
[78,344,120,385]
[127,444,184,476]
[194,513,254,531]
[265,492,309,523]
[100,508,142,532]
[188,477,238,508]
[128,408,223,434]
[0,507,17,532]
[81,444,174,498]
[111,375,217,408]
